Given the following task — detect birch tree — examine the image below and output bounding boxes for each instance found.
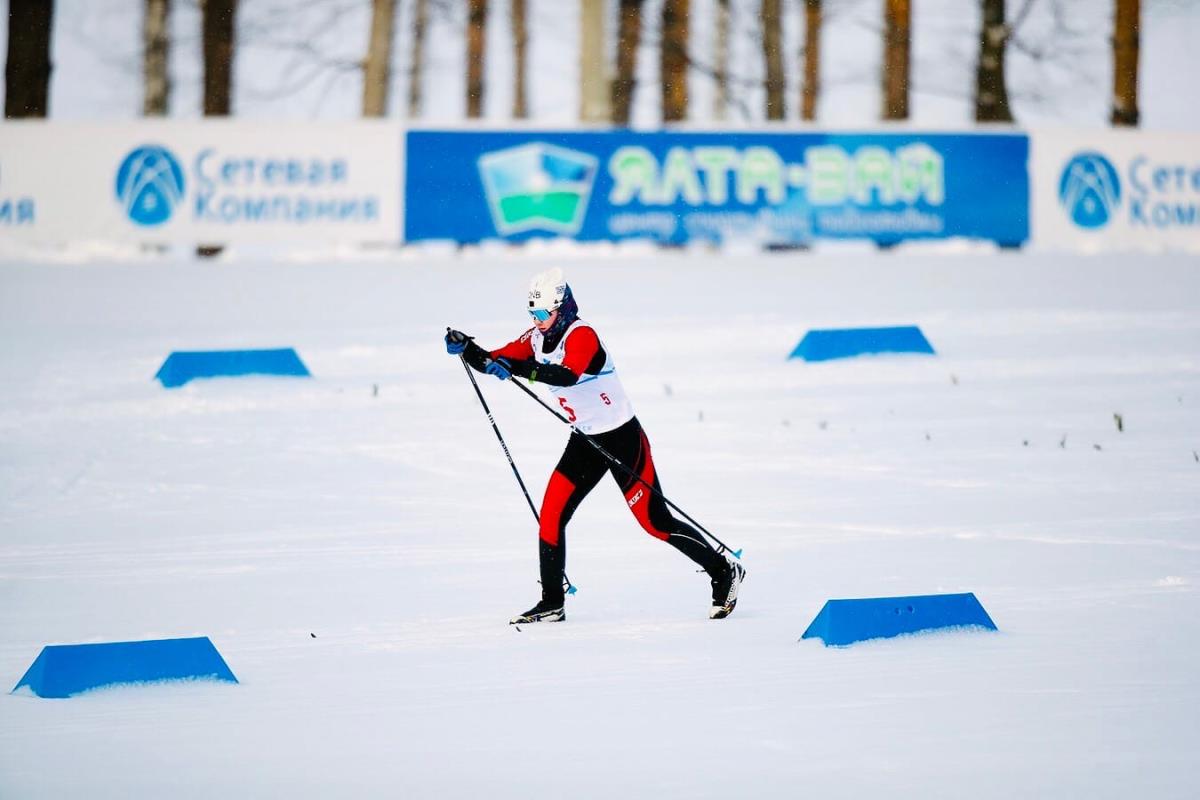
[1111,0,1140,126]
[800,0,820,121]
[408,0,427,117]
[660,0,688,122]
[143,0,171,116]
[762,0,784,120]
[512,0,528,118]
[881,0,911,120]
[363,0,396,117]
[580,0,608,122]
[714,0,730,121]
[202,0,237,116]
[466,0,487,118]
[611,0,643,125]
[974,0,1014,121]
[5,0,56,118]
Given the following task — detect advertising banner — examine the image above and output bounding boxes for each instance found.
[0,121,401,246]
[1033,130,1200,252]
[0,125,42,236]
[405,130,1029,246]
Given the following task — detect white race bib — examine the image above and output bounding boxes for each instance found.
[531,320,635,434]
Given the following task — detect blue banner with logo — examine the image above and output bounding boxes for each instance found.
[405,130,1029,246]
[1034,131,1200,252]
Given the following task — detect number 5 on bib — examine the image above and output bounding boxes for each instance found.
[558,396,577,422]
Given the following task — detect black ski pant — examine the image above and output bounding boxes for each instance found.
[537,416,725,604]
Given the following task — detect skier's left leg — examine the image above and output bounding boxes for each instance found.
[601,418,745,618]
[602,420,726,576]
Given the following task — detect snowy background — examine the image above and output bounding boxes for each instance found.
[1,250,1198,797]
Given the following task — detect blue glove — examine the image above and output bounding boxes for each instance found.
[485,357,512,381]
[445,328,470,355]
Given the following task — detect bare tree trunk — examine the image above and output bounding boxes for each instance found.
[714,0,730,121]
[974,0,1013,121]
[466,0,487,118]
[1111,0,1140,126]
[362,0,396,117]
[408,0,427,117]
[801,0,820,121]
[199,0,236,257]
[660,0,688,123]
[880,0,910,120]
[512,0,528,118]
[202,0,237,116]
[762,0,784,120]
[611,0,643,125]
[580,0,609,122]
[5,0,55,118]
[143,0,171,116]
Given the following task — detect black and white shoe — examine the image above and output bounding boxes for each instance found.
[509,599,566,625]
[709,559,746,620]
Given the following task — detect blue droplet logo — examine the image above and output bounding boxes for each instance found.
[1058,152,1121,230]
[116,145,185,226]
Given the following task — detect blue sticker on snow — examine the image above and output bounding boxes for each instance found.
[789,326,936,361]
[155,348,311,388]
[801,593,998,647]
[12,637,238,698]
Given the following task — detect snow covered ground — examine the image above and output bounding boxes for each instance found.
[0,249,1198,797]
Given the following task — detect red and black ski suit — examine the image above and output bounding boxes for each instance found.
[464,322,725,605]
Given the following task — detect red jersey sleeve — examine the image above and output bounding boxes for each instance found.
[490,329,536,361]
[561,325,601,377]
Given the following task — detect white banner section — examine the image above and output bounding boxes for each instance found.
[1033,130,1200,253]
[0,121,402,246]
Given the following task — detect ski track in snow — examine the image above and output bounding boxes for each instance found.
[0,251,1198,798]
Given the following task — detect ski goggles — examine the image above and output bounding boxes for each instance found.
[528,307,555,323]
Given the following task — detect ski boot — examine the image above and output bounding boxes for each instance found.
[510,598,565,625]
[710,558,746,620]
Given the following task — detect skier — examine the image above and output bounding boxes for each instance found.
[445,267,745,624]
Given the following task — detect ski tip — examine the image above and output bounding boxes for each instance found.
[731,549,743,560]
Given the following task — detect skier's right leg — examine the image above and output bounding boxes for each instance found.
[510,432,607,624]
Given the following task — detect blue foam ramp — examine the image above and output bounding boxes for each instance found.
[155,348,310,388]
[789,326,935,362]
[801,593,997,647]
[11,637,238,698]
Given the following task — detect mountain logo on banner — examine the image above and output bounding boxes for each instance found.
[1058,151,1121,230]
[116,144,186,227]
[478,143,598,236]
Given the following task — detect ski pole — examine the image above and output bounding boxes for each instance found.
[503,376,742,560]
[457,354,576,595]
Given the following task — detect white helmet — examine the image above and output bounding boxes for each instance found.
[528,267,568,319]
